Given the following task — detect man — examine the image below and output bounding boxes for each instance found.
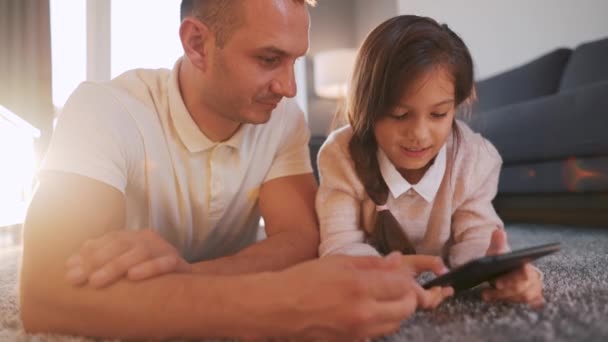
[20,0,450,340]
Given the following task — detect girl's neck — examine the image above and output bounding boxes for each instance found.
[399,159,434,184]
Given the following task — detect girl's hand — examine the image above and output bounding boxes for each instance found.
[65,229,192,288]
[390,253,454,309]
[481,229,545,307]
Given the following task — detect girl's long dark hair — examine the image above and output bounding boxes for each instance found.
[346,15,475,255]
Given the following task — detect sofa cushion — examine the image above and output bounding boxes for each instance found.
[498,156,608,193]
[474,48,572,114]
[560,37,608,92]
[469,80,608,164]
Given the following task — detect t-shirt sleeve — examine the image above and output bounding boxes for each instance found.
[264,99,313,182]
[40,82,140,193]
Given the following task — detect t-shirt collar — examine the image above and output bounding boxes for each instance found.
[167,58,244,153]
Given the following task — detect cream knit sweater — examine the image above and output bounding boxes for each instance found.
[316,121,505,267]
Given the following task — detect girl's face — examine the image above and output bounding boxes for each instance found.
[373,67,455,184]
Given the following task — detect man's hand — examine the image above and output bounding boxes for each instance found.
[400,254,454,309]
[264,253,451,341]
[271,253,417,340]
[481,229,545,307]
[65,230,191,288]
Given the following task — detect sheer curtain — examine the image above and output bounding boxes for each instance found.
[0,0,53,158]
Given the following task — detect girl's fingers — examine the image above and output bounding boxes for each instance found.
[413,284,453,309]
[483,274,544,306]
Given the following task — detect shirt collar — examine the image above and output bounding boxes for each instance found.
[377,144,447,203]
[167,58,244,153]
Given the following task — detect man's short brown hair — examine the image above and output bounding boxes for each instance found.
[180,0,316,47]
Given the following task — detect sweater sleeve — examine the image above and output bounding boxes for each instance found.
[449,137,506,267]
[316,131,380,257]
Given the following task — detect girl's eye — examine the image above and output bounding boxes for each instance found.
[391,112,408,120]
[431,112,448,118]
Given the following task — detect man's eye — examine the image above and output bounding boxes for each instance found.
[259,56,280,66]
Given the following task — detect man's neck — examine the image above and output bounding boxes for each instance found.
[178,60,241,142]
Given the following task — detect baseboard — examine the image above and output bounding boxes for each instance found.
[494,193,608,227]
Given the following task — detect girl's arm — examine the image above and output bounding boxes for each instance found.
[449,140,506,268]
[316,133,380,257]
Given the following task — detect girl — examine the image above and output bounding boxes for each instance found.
[316,15,544,306]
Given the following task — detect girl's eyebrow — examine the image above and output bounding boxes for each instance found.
[397,99,455,109]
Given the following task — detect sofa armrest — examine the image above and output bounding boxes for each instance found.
[469,80,608,164]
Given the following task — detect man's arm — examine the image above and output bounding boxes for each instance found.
[192,173,320,274]
[20,172,430,340]
[19,172,273,338]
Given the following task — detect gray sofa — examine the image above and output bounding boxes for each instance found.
[466,37,608,226]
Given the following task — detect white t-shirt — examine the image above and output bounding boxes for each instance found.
[42,59,312,262]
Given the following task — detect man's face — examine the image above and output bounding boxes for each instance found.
[201,0,310,125]
[373,67,455,184]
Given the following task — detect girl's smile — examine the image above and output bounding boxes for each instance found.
[374,67,455,184]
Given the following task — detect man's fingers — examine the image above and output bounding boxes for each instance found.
[87,239,133,269]
[66,233,132,284]
[88,245,151,288]
[361,293,417,338]
[361,269,415,301]
[362,321,403,340]
[350,254,401,271]
[127,255,188,280]
[402,255,448,276]
[482,277,542,304]
[65,263,92,286]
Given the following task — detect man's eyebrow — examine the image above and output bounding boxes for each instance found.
[257,46,289,56]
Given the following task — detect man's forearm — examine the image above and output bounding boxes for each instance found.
[21,267,286,340]
[192,230,319,275]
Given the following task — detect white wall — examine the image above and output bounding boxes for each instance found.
[354,0,398,46]
[398,0,608,79]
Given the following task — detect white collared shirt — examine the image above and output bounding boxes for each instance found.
[42,58,312,262]
[377,144,447,203]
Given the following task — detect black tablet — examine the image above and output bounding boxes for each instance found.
[422,242,561,292]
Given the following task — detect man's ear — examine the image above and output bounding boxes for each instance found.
[180,18,213,71]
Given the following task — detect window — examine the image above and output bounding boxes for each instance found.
[50,0,86,109]
[111,0,182,77]
[0,106,39,229]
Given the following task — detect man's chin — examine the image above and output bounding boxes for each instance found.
[244,110,273,125]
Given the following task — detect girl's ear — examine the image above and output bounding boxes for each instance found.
[179,18,213,71]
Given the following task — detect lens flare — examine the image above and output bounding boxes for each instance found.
[563,157,605,192]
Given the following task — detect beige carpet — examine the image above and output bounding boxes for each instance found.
[0,247,123,342]
[2,224,608,341]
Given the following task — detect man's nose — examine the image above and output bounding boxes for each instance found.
[271,65,297,98]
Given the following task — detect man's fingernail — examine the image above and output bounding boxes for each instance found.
[66,255,83,267]
[385,252,401,263]
[66,267,85,283]
[90,270,108,285]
